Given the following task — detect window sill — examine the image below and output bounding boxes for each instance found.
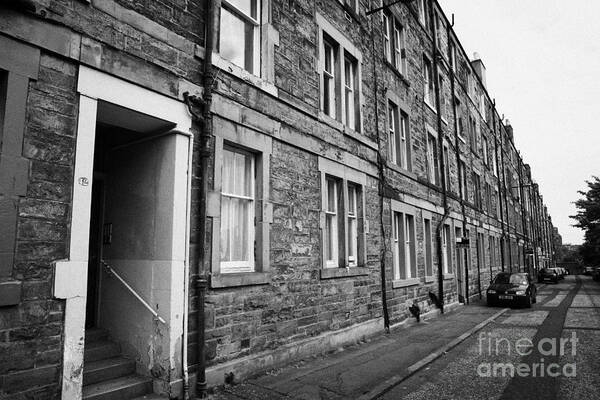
[211,272,270,288]
[425,276,435,283]
[320,267,369,280]
[392,277,420,288]
[458,135,467,144]
[384,60,410,87]
[443,273,455,280]
[441,116,448,126]
[386,161,416,180]
[318,111,377,150]
[424,100,437,114]
[208,52,279,97]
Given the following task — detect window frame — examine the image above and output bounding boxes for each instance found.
[317,13,363,133]
[423,55,435,108]
[219,145,257,274]
[426,129,440,186]
[423,214,434,280]
[318,157,368,277]
[391,200,418,287]
[210,119,273,288]
[219,0,261,75]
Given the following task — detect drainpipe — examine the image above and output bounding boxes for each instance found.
[430,0,448,313]
[183,0,215,397]
[516,157,528,273]
[491,104,506,272]
[498,122,512,271]
[367,0,390,332]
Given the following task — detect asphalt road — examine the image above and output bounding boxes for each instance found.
[377,275,600,400]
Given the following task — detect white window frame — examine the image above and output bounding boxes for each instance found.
[322,36,337,119]
[210,119,272,288]
[219,0,261,76]
[482,135,489,166]
[219,146,256,273]
[426,128,439,185]
[442,224,451,274]
[391,200,418,287]
[423,55,435,107]
[324,176,340,268]
[318,157,367,272]
[423,214,434,279]
[317,13,363,133]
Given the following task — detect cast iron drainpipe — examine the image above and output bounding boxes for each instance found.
[491,104,506,273]
[183,0,215,398]
[430,0,448,313]
[367,0,391,333]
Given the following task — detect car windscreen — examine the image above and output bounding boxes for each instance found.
[494,274,528,285]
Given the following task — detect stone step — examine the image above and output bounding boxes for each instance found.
[84,340,121,363]
[82,375,152,400]
[83,357,136,386]
[85,328,109,344]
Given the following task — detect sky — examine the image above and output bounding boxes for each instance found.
[438,0,600,245]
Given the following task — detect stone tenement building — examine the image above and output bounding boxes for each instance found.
[0,0,557,398]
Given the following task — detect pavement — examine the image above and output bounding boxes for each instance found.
[211,296,511,400]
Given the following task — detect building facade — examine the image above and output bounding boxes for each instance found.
[0,0,558,398]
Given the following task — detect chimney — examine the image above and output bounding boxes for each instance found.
[505,119,514,141]
[470,52,487,89]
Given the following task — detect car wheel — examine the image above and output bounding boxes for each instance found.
[525,295,532,308]
[487,299,495,307]
[554,278,558,284]
[532,294,537,304]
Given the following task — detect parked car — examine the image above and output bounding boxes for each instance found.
[538,268,559,284]
[487,272,537,308]
[584,266,595,275]
[593,267,600,282]
[556,267,566,279]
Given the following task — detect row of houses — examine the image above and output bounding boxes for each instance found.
[0,0,558,398]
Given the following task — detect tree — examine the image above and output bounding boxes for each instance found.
[570,176,600,265]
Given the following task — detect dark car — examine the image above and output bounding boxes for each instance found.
[487,272,537,308]
[593,267,600,282]
[557,267,566,280]
[538,268,559,283]
[584,266,595,275]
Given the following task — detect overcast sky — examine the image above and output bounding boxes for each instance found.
[438,0,600,245]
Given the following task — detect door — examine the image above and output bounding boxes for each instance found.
[86,178,105,328]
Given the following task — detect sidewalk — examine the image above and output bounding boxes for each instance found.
[212,299,508,400]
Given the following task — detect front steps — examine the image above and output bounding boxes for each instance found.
[83,328,155,400]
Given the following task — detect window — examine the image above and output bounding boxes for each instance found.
[459,160,467,200]
[442,224,451,274]
[344,52,359,130]
[485,182,492,213]
[338,0,357,13]
[387,100,409,169]
[438,74,447,119]
[423,56,435,107]
[319,157,366,272]
[393,211,416,280]
[219,0,261,75]
[469,116,478,152]
[318,17,362,132]
[324,177,340,268]
[443,143,450,191]
[482,135,489,165]
[426,133,439,185]
[449,41,456,71]
[480,94,487,121]
[383,12,407,75]
[322,35,337,119]
[496,188,501,219]
[347,184,359,267]
[493,148,498,176]
[473,172,482,209]
[455,226,463,275]
[489,236,496,271]
[454,97,466,142]
[435,14,442,48]
[220,146,256,273]
[424,217,433,277]
[477,233,486,273]
[418,0,433,34]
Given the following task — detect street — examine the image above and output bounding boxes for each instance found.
[214,275,600,400]
[379,275,600,400]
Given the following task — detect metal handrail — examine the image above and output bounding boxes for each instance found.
[100,259,167,325]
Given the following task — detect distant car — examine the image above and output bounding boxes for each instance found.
[593,267,600,282]
[584,266,595,275]
[538,268,559,284]
[487,272,537,308]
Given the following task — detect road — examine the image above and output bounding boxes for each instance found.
[378,275,600,400]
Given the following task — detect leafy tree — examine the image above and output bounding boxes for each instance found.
[571,176,600,265]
